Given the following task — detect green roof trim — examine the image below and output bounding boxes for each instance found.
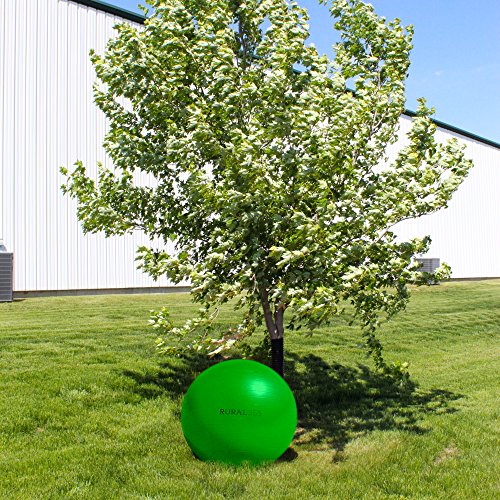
[403,110,500,149]
[71,0,145,24]
[71,0,500,150]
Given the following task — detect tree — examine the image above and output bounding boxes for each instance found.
[61,0,472,378]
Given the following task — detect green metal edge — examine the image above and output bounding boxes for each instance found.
[71,0,500,150]
[71,0,145,24]
[403,109,500,149]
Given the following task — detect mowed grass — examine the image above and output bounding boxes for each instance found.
[0,281,499,499]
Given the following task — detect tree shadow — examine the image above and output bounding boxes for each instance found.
[122,351,222,403]
[285,352,462,453]
[121,351,462,455]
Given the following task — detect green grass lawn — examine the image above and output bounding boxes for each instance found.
[1,280,499,499]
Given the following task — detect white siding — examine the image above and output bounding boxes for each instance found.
[391,116,500,279]
[1,0,179,292]
[1,0,499,292]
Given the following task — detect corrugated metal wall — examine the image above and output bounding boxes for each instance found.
[0,0,499,293]
[1,0,180,292]
[391,116,500,278]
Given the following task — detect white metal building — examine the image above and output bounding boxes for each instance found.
[1,0,499,296]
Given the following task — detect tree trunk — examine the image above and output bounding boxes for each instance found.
[261,289,285,378]
[270,338,284,378]
[272,305,285,377]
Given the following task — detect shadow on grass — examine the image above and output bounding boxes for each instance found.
[284,352,461,453]
[122,352,221,403]
[122,351,462,455]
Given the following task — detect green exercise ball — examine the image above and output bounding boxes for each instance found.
[181,359,297,466]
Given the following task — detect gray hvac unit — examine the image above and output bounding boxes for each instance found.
[415,258,440,274]
[0,240,14,302]
[415,257,441,284]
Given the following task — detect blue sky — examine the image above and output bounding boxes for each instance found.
[109,0,500,143]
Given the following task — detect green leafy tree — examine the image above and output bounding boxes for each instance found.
[61,0,472,377]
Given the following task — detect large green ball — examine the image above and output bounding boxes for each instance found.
[181,359,297,466]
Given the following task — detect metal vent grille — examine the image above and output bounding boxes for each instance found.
[0,245,14,302]
[415,258,441,274]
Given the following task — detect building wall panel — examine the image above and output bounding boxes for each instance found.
[1,0,183,291]
[0,0,499,294]
[392,117,500,278]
